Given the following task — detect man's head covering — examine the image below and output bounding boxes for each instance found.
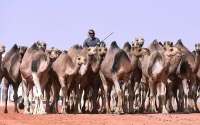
[88,29,95,39]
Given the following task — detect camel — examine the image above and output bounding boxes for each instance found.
[50,45,87,114]
[0,45,6,83]
[158,41,183,113]
[20,41,60,114]
[174,40,200,113]
[99,41,150,114]
[121,42,143,113]
[140,40,181,114]
[71,46,97,114]
[2,44,27,113]
[192,50,200,112]
[82,41,107,114]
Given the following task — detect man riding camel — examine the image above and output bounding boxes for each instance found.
[83,29,100,47]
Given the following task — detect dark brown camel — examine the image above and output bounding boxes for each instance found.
[2,44,27,113]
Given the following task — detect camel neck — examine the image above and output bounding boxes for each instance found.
[193,53,200,73]
[91,55,104,73]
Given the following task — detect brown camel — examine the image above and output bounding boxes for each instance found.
[71,46,97,114]
[82,41,107,113]
[50,45,86,114]
[174,40,200,113]
[158,41,183,113]
[99,41,150,114]
[2,44,27,113]
[140,39,181,114]
[121,42,143,113]
[192,50,200,112]
[0,45,6,83]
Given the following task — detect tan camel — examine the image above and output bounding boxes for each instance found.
[121,42,143,113]
[174,40,200,113]
[158,41,183,113]
[140,40,181,114]
[50,45,86,114]
[0,45,6,83]
[72,46,97,114]
[99,41,150,114]
[2,44,27,113]
[82,41,107,113]
[20,41,60,114]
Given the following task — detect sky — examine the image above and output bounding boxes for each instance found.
[1,0,200,53]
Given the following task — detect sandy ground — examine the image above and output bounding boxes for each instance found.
[0,102,200,125]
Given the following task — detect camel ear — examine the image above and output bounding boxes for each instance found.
[135,38,138,41]
[170,42,173,46]
[159,42,164,47]
[18,46,21,50]
[51,47,54,49]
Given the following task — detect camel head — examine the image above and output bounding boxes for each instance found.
[132,37,145,47]
[160,41,182,57]
[131,46,150,57]
[96,41,106,47]
[47,47,62,61]
[36,41,47,50]
[0,45,5,54]
[18,46,27,58]
[195,43,200,54]
[87,47,97,56]
[76,55,86,65]
[97,46,107,56]
[163,46,182,57]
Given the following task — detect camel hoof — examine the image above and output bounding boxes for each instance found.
[169,110,175,113]
[184,110,190,114]
[4,109,8,113]
[14,110,19,114]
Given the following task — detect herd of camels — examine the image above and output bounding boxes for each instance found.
[0,37,200,115]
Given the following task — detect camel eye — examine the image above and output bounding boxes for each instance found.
[99,49,101,51]
[78,57,80,60]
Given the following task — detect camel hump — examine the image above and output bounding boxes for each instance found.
[110,41,120,49]
[12,44,19,51]
[176,39,183,45]
[123,42,131,51]
[111,50,130,73]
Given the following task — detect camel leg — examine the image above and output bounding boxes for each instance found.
[91,84,100,114]
[160,81,168,114]
[148,79,157,113]
[50,80,60,114]
[100,71,111,114]
[45,83,51,113]
[4,78,9,113]
[112,77,123,114]
[127,81,134,114]
[82,87,88,113]
[182,79,189,113]
[167,79,175,113]
[59,77,70,114]
[192,84,200,112]
[188,76,196,113]
[32,73,46,114]
[22,79,31,114]
[13,83,20,113]
[139,78,148,113]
